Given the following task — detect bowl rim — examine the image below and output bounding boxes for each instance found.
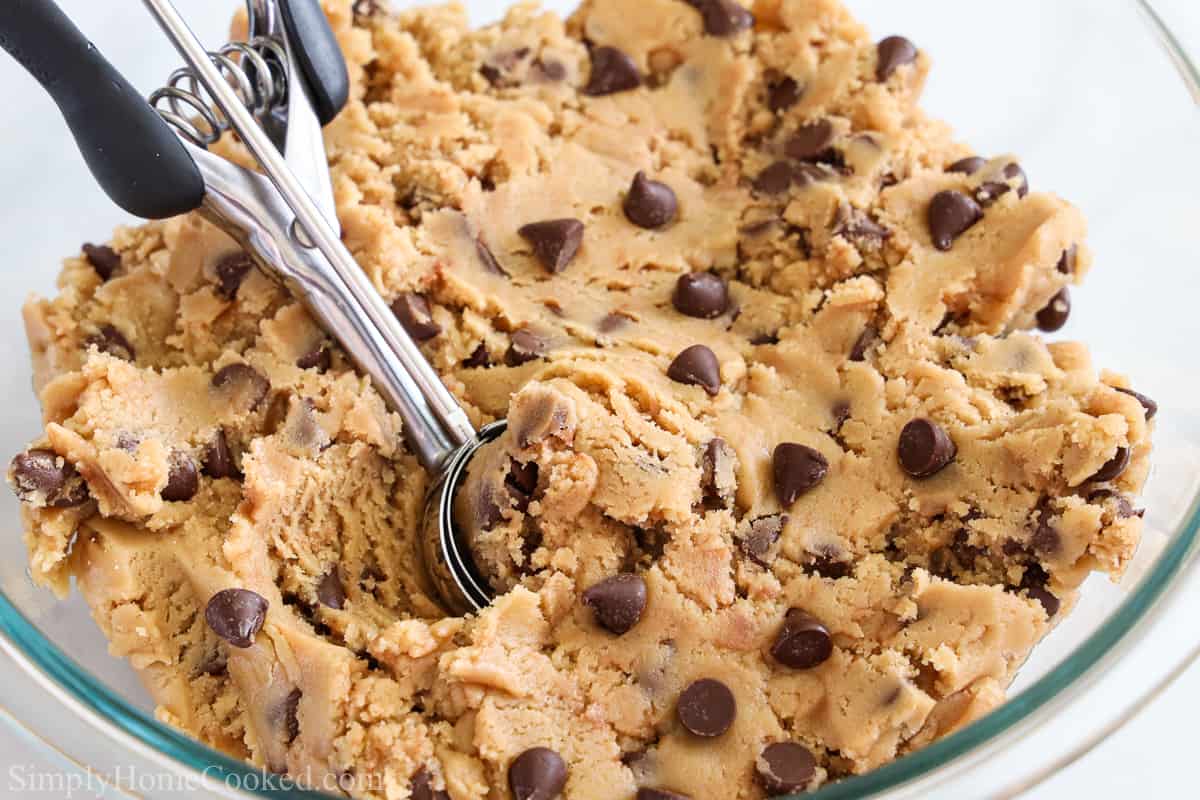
[0,0,1198,798]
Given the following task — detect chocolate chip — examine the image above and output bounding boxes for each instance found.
[1115,387,1157,421]
[701,438,735,508]
[772,443,828,507]
[1031,507,1060,555]
[929,546,957,577]
[677,678,736,737]
[391,292,442,341]
[1089,446,1131,483]
[518,219,585,274]
[584,46,640,96]
[1002,539,1031,558]
[411,767,450,800]
[927,190,982,251]
[463,343,491,368]
[317,569,346,610]
[506,459,539,512]
[784,119,835,162]
[770,608,832,669]
[752,161,794,195]
[476,237,508,276]
[739,514,784,567]
[1026,583,1060,617]
[82,243,120,280]
[686,0,754,37]
[211,363,270,411]
[1057,244,1078,275]
[898,418,956,478]
[756,742,816,795]
[505,328,547,366]
[9,448,88,508]
[278,688,302,743]
[976,163,1029,206]
[672,272,730,318]
[215,252,253,298]
[507,459,540,496]
[1019,564,1059,617]
[624,171,678,229]
[156,451,197,503]
[946,156,986,175]
[807,555,851,579]
[876,35,917,81]
[582,574,647,635]
[834,205,891,245]
[667,345,721,395]
[767,76,802,112]
[264,395,291,439]
[480,64,503,85]
[508,747,567,800]
[205,588,269,648]
[637,790,690,800]
[294,343,331,374]
[1035,288,1070,332]
[86,324,135,361]
[198,429,234,479]
[849,323,878,362]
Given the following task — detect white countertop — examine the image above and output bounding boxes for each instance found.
[0,1,1196,797]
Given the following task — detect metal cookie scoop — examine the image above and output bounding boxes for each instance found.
[0,0,496,614]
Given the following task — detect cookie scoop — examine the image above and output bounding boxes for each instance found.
[3,0,498,614]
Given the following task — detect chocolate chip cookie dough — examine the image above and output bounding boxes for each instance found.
[9,0,1153,797]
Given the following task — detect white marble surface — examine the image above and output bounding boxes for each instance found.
[0,0,1196,797]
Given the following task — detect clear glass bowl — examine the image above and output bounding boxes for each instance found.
[0,0,1198,797]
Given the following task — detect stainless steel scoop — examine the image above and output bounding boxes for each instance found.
[143,0,498,615]
[0,0,496,614]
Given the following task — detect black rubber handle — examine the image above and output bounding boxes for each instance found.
[0,0,205,219]
[279,0,349,125]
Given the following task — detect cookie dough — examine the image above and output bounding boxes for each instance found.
[9,0,1153,798]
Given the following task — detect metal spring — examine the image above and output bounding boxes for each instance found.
[149,37,288,147]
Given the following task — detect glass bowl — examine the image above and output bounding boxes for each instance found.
[0,0,1197,797]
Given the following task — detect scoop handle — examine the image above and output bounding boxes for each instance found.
[278,0,350,125]
[0,0,205,219]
